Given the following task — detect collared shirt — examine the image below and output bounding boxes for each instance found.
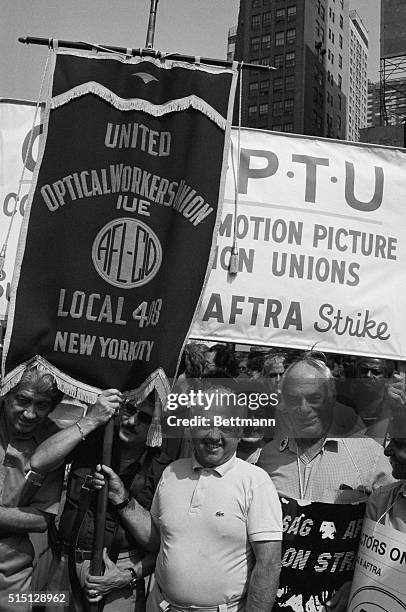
[0,408,62,514]
[150,453,282,607]
[365,480,406,532]
[258,434,393,504]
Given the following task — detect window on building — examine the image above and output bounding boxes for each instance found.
[332,11,335,23]
[275,31,285,46]
[331,52,334,64]
[283,123,294,132]
[287,5,296,20]
[273,76,283,91]
[286,51,296,67]
[251,36,260,52]
[284,98,294,112]
[286,28,296,44]
[260,79,270,93]
[261,57,270,65]
[285,75,295,90]
[339,34,343,48]
[263,11,271,26]
[338,74,342,89]
[276,8,285,21]
[259,103,269,116]
[313,86,319,103]
[272,124,282,131]
[273,100,283,115]
[251,14,261,29]
[337,115,342,131]
[252,0,261,7]
[339,54,342,68]
[340,14,343,29]
[319,91,324,107]
[249,82,259,96]
[320,5,325,20]
[262,33,271,49]
[274,53,284,67]
[328,27,331,39]
[331,32,334,43]
[248,105,258,120]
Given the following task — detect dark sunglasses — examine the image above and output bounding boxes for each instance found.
[359,366,384,377]
[121,401,152,424]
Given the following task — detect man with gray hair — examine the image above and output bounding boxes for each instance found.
[258,356,392,612]
[0,366,65,609]
[0,365,120,610]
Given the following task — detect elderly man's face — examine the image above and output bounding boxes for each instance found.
[5,385,54,436]
[283,363,333,439]
[191,389,242,467]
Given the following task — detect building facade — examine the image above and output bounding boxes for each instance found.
[227,26,237,61]
[233,0,349,138]
[367,78,406,128]
[346,11,368,141]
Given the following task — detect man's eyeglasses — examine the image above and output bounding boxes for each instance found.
[121,401,152,424]
[359,366,384,377]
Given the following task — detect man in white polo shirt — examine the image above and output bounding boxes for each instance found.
[92,384,283,612]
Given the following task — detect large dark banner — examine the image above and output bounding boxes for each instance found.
[1,50,237,399]
[274,496,365,612]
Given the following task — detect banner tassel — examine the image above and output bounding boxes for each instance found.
[147,389,163,447]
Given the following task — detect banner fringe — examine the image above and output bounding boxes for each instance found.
[50,83,227,130]
[124,367,170,409]
[0,355,101,404]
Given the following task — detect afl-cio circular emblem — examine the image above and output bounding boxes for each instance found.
[92,218,162,289]
[348,586,406,612]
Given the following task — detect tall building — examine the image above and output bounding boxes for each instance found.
[227,26,237,61]
[346,11,368,141]
[233,0,349,138]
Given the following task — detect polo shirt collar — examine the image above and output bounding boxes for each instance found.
[192,452,237,476]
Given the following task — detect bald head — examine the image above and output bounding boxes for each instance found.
[281,359,336,439]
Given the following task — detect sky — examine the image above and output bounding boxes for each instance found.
[1,0,380,101]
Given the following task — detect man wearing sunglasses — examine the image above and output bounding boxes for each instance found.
[337,357,406,439]
[92,384,283,612]
[30,392,171,611]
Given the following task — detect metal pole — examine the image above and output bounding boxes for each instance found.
[145,0,159,49]
[18,37,277,71]
[88,417,116,611]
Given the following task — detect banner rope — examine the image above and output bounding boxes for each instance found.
[229,62,243,275]
[0,49,51,275]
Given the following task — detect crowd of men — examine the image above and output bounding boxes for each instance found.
[0,343,405,612]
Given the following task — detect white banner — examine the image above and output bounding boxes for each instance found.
[0,100,42,320]
[347,517,406,612]
[191,128,406,359]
